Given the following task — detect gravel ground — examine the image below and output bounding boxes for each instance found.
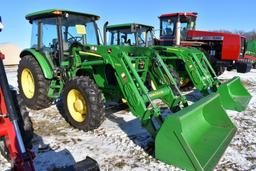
[0,67,255,171]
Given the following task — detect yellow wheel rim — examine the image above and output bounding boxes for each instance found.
[67,89,87,122]
[21,68,35,99]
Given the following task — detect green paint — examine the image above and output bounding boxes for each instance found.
[106,22,252,112]
[217,77,252,111]
[48,80,64,98]
[160,46,217,91]
[26,9,100,20]
[107,23,153,30]
[20,49,54,79]
[246,40,256,62]
[155,93,237,171]
[20,10,244,171]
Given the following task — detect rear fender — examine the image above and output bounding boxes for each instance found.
[20,49,54,79]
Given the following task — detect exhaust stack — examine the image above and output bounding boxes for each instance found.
[175,15,181,46]
[103,21,109,45]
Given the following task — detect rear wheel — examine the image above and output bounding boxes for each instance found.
[199,48,225,76]
[147,67,182,92]
[57,76,105,131]
[14,93,34,149]
[180,80,194,91]
[169,67,194,92]
[253,63,256,69]
[168,67,183,94]
[18,55,53,110]
[214,65,225,76]
[236,61,252,73]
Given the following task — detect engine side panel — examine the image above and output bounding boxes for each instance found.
[187,30,241,61]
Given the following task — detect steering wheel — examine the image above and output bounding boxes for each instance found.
[67,36,83,43]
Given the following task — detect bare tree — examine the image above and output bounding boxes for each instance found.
[209,29,256,41]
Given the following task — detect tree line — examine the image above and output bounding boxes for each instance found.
[213,30,256,41]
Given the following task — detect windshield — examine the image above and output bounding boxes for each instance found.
[61,14,99,50]
[161,16,196,39]
[161,18,175,38]
[107,27,153,47]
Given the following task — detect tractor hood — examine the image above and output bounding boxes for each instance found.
[187,30,245,61]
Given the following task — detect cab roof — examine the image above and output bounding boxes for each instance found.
[107,23,154,30]
[160,12,198,18]
[26,9,100,21]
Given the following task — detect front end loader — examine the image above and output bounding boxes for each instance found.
[104,23,252,112]
[17,10,238,170]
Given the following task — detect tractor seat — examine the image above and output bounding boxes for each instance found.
[63,41,69,51]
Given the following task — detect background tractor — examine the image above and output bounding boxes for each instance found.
[246,40,256,68]
[158,12,254,74]
[17,9,247,170]
[104,22,252,112]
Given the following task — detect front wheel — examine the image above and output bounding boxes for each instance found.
[57,76,105,131]
[199,48,225,76]
[214,65,225,76]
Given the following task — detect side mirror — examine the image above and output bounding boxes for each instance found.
[0,17,3,32]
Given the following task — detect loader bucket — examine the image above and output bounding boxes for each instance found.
[155,93,236,171]
[217,76,252,112]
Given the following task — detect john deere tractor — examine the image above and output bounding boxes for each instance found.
[104,23,252,111]
[246,40,256,68]
[17,9,250,171]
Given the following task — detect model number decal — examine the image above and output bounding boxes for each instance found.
[191,36,224,41]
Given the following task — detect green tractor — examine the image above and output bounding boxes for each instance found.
[246,40,256,68]
[17,9,245,170]
[104,23,252,112]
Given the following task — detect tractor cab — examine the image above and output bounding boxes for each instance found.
[159,12,197,45]
[158,12,251,74]
[26,9,100,64]
[105,23,154,47]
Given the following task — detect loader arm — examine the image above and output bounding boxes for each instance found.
[78,46,187,135]
[156,47,220,92]
[77,45,238,170]
[105,23,251,111]
[156,46,252,111]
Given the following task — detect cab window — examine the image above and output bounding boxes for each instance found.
[137,31,146,46]
[146,30,154,46]
[161,18,175,37]
[108,31,118,45]
[31,20,39,48]
[61,14,99,51]
[180,22,188,39]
